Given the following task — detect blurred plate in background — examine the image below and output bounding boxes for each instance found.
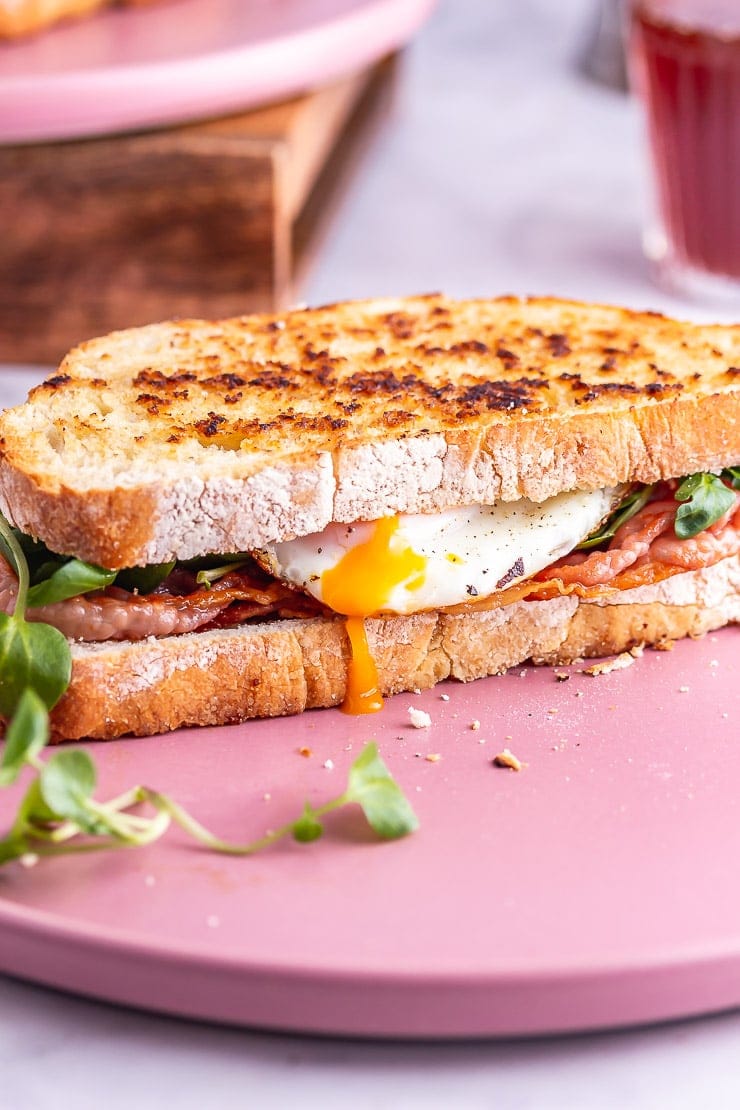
[0,0,435,143]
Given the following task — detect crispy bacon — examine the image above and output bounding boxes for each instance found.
[535,486,740,589]
[0,558,323,642]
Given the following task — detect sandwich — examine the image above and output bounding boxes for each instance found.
[0,293,737,741]
[0,0,159,38]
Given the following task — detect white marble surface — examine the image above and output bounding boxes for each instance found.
[3,1,740,1106]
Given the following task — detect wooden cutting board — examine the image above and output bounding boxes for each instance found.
[0,56,395,365]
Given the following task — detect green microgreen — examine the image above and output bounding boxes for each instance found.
[195,558,251,588]
[674,472,737,539]
[114,562,176,595]
[26,559,116,608]
[0,741,417,865]
[0,515,71,716]
[576,484,655,551]
[0,688,48,786]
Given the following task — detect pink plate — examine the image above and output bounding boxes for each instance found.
[0,0,435,143]
[0,629,739,1038]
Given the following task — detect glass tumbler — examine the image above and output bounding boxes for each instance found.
[630,0,740,304]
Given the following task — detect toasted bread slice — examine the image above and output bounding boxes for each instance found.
[1,295,739,568]
[49,555,740,740]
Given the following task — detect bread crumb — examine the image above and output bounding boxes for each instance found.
[554,671,570,682]
[709,659,719,667]
[548,708,558,715]
[323,759,335,770]
[655,639,675,651]
[493,748,524,771]
[439,693,450,701]
[583,652,636,676]
[574,690,585,698]
[470,719,481,731]
[263,793,271,801]
[679,686,690,693]
[298,746,312,757]
[425,753,442,763]
[408,706,432,729]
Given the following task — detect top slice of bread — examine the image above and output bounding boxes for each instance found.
[0,294,739,569]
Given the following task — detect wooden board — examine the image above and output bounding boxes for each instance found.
[0,56,395,364]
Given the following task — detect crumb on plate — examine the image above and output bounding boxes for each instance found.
[493,748,524,772]
[408,706,432,729]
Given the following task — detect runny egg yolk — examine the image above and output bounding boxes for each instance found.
[321,517,426,714]
[321,516,426,617]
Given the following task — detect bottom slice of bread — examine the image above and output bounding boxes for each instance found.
[49,556,740,741]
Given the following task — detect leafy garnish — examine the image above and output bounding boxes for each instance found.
[115,562,176,595]
[195,558,251,588]
[0,516,71,716]
[345,741,420,838]
[576,484,655,551]
[26,559,116,608]
[0,613,71,716]
[0,741,417,865]
[0,688,48,786]
[674,472,736,539]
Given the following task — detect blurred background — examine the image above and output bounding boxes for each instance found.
[0,0,736,368]
[305,0,645,309]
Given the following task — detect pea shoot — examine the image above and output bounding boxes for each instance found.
[674,470,739,539]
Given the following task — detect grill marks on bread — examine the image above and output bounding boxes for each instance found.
[24,295,722,457]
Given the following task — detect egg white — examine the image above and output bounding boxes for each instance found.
[260,487,618,616]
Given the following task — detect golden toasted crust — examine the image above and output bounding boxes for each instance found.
[0,0,158,36]
[48,557,740,740]
[1,295,739,567]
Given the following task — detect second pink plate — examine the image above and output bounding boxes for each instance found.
[0,629,739,1038]
[0,0,435,143]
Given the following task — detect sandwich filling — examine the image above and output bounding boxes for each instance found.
[0,471,738,714]
[258,489,620,617]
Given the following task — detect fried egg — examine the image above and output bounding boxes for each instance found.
[260,487,618,617]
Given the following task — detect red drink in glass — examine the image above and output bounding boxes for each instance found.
[630,0,740,302]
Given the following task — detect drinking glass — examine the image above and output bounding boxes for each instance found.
[630,0,740,304]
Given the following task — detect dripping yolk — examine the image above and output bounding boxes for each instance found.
[342,616,384,715]
[321,517,427,715]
